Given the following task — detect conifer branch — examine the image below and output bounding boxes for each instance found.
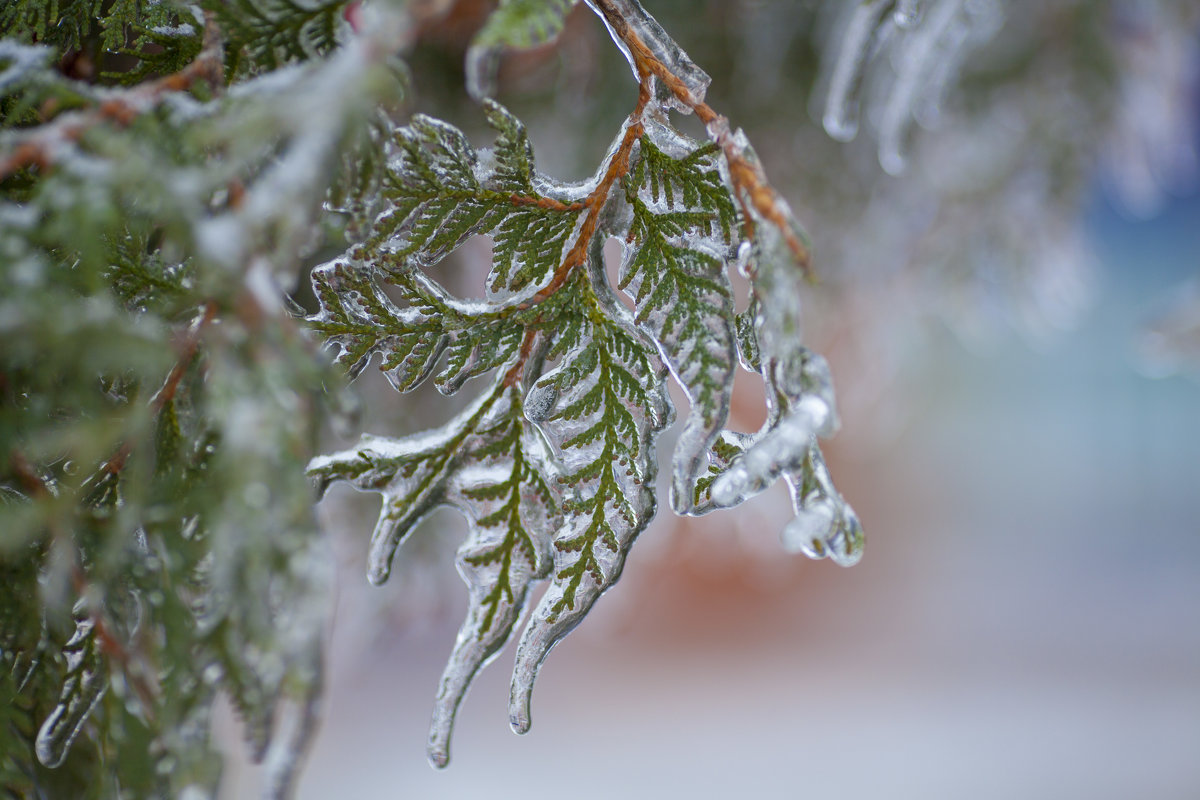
[0,13,225,180]
[526,72,652,307]
[586,0,812,275]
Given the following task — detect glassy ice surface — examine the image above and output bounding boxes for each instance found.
[584,0,711,112]
[509,249,671,734]
[35,613,106,769]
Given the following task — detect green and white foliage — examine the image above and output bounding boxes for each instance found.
[2,0,865,791]
[309,0,862,767]
[207,0,350,76]
[621,121,738,515]
[1,4,405,798]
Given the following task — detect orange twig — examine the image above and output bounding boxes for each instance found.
[586,0,812,276]
[525,71,653,309]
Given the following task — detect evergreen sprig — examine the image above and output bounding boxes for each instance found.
[1,6,405,797]
[204,0,349,75]
[621,135,738,512]
[308,43,858,759]
[371,103,582,294]
[3,0,864,792]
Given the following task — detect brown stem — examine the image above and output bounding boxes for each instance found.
[0,13,225,180]
[586,0,812,276]
[152,301,218,413]
[524,71,653,310]
[509,194,586,213]
[503,329,539,388]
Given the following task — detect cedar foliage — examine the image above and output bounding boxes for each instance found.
[4,0,1185,796]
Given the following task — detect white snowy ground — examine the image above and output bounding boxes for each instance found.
[220,191,1200,800]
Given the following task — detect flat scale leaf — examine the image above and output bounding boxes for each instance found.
[369,101,582,300]
[620,128,739,515]
[509,261,670,733]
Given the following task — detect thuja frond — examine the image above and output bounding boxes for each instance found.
[369,102,581,295]
[203,0,350,75]
[307,0,864,770]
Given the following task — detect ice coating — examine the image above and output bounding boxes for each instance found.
[702,189,861,564]
[584,0,710,114]
[308,381,506,585]
[782,444,865,568]
[508,245,670,734]
[709,394,829,508]
[35,613,107,768]
[708,342,838,510]
[621,118,737,515]
[822,0,893,142]
[427,388,558,768]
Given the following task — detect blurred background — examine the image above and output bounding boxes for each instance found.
[223,1,1200,796]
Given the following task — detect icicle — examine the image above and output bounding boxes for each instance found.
[781,445,864,567]
[584,0,711,113]
[878,0,1003,175]
[822,0,893,142]
[465,45,500,103]
[877,0,958,174]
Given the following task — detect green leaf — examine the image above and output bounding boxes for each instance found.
[427,385,559,767]
[507,265,670,733]
[203,0,349,75]
[370,105,581,295]
[473,0,578,51]
[308,253,524,392]
[622,135,738,514]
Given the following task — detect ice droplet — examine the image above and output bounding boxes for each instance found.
[893,0,923,29]
[523,382,559,423]
[782,444,864,568]
[781,496,837,557]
